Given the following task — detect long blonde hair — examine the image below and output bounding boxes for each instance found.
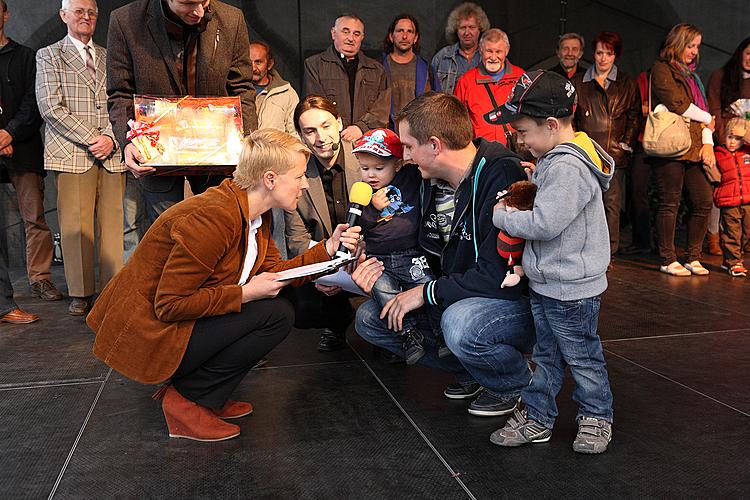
[660,23,702,64]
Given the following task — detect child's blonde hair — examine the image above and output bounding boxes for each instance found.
[725,117,748,139]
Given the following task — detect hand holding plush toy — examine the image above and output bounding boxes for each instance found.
[496,180,537,288]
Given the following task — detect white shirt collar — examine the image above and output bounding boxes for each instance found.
[67,35,95,63]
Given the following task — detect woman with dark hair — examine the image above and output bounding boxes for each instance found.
[708,37,750,140]
[572,31,641,257]
[650,23,716,276]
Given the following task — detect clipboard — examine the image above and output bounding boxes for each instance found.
[273,255,356,282]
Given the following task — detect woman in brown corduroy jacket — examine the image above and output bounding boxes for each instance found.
[87,130,361,442]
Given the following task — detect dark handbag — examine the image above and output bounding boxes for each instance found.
[482,82,518,153]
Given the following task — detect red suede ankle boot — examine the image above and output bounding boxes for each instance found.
[213,400,254,419]
[161,386,240,441]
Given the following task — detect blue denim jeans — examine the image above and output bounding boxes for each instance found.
[523,290,614,428]
[370,247,436,333]
[356,296,535,397]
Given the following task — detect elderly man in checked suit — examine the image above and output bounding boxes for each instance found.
[36,0,125,316]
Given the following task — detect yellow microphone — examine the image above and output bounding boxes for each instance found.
[337,181,373,257]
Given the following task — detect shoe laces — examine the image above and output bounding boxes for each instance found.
[402,329,424,348]
[36,279,55,291]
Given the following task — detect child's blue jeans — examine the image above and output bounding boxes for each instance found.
[370,247,437,333]
[523,289,614,428]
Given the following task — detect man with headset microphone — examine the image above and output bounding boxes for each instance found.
[283,95,365,353]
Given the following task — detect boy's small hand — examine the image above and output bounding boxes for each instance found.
[521,161,535,181]
[371,188,391,211]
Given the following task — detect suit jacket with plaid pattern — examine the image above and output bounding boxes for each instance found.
[36,36,123,174]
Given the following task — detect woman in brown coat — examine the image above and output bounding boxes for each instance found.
[650,23,716,276]
[87,129,361,442]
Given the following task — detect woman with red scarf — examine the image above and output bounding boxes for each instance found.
[649,24,716,276]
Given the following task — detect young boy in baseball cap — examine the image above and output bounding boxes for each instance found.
[353,128,445,365]
[488,70,616,454]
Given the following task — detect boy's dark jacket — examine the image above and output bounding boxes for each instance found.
[419,138,526,308]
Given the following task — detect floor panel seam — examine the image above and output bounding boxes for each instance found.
[601,329,750,343]
[253,359,357,371]
[604,349,750,418]
[608,271,750,319]
[47,368,112,500]
[349,347,478,500]
[0,378,106,391]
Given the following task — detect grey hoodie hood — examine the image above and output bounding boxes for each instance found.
[493,132,614,301]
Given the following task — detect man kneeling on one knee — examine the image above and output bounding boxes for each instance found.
[353,92,535,416]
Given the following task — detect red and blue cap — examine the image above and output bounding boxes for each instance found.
[352,128,403,159]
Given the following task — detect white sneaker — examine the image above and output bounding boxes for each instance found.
[684,260,709,275]
[659,261,691,276]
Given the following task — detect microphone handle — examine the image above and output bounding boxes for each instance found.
[336,203,363,257]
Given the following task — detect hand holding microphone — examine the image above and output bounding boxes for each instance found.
[335,181,373,258]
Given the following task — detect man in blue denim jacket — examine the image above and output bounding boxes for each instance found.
[430,2,489,94]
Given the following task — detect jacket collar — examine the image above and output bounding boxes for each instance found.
[59,36,103,92]
[321,45,378,70]
[302,141,359,236]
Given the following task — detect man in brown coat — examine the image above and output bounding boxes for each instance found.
[304,14,390,143]
[106,0,256,231]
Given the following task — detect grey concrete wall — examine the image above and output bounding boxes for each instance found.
[2,0,749,267]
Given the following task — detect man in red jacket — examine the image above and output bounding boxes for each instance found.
[454,28,524,146]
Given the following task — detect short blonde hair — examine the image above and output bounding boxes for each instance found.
[232,129,310,191]
[725,117,748,138]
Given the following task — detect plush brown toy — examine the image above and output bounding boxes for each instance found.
[496,180,537,288]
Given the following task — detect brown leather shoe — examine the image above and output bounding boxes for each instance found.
[30,279,63,301]
[68,296,92,316]
[213,400,253,419]
[1,308,40,324]
[162,386,240,441]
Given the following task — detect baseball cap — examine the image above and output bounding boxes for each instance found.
[483,69,577,125]
[352,128,403,159]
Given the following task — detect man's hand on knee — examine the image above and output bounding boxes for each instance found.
[380,285,425,332]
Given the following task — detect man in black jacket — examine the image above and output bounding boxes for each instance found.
[0,0,62,302]
[355,93,535,417]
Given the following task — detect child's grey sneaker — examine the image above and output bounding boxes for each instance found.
[468,390,520,416]
[572,416,612,454]
[490,408,552,446]
[443,382,482,399]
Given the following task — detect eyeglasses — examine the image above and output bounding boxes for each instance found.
[63,8,98,18]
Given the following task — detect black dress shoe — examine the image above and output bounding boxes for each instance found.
[372,345,405,364]
[317,328,346,352]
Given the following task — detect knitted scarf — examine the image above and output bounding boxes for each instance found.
[674,61,708,111]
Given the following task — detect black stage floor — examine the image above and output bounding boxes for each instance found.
[2,253,749,499]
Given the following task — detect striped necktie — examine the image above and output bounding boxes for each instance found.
[84,46,96,82]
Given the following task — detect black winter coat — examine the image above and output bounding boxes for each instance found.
[0,39,44,176]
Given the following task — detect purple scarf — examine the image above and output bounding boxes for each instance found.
[674,61,708,111]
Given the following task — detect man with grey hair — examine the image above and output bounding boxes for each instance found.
[0,0,63,303]
[304,14,390,142]
[548,32,586,80]
[36,0,125,315]
[431,2,490,95]
[454,28,524,145]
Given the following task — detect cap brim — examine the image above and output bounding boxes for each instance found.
[483,103,521,126]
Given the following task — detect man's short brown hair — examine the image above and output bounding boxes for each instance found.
[395,92,473,150]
